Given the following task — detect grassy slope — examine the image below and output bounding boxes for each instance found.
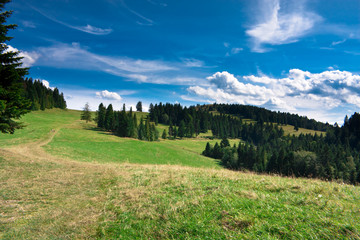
[0,109,359,239]
[0,109,80,147]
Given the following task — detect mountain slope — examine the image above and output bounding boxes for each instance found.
[0,109,359,239]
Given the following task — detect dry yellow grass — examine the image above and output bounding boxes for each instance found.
[0,110,358,239]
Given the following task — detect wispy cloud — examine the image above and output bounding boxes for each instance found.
[119,0,154,26]
[26,42,208,86]
[331,39,347,46]
[146,0,167,7]
[22,20,36,28]
[181,58,204,68]
[246,0,321,52]
[186,69,360,123]
[224,42,243,56]
[5,45,39,67]
[30,5,112,35]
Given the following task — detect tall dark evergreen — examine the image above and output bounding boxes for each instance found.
[97,103,106,128]
[23,78,66,111]
[0,0,30,133]
[136,101,142,112]
[104,104,114,131]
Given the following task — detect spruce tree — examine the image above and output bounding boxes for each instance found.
[136,101,142,112]
[104,104,114,131]
[97,103,106,128]
[0,0,30,133]
[178,120,186,138]
[162,129,167,139]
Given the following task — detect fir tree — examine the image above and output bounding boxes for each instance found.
[104,104,114,131]
[162,129,167,139]
[178,120,186,138]
[97,103,106,128]
[0,0,30,133]
[136,101,142,112]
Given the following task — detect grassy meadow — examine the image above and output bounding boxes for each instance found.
[0,109,359,239]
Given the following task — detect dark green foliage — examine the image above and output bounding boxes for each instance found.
[162,129,167,139]
[136,101,142,112]
[23,78,66,111]
[97,103,106,128]
[104,104,114,131]
[203,112,360,185]
[178,120,185,138]
[96,103,157,142]
[149,103,211,136]
[213,103,330,131]
[0,0,30,133]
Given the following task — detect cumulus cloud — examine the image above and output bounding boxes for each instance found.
[246,0,321,52]
[41,79,55,90]
[186,69,360,123]
[5,45,39,67]
[96,90,122,100]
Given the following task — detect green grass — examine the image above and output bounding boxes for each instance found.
[0,109,359,239]
[0,109,80,147]
[45,121,220,169]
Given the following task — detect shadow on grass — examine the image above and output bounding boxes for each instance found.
[84,126,115,136]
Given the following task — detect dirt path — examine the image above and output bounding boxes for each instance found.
[1,120,80,164]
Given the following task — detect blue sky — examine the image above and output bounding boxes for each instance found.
[6,0,360,124]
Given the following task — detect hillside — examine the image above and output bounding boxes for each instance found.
[0,109,359,239]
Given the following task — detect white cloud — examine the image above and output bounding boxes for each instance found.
[28,42,208,86]
[30,5,113,35]
[41,79,55,90]
[331,39,346,46]
[186,69,360,123]
[22,21,36,28]
[181,58,204,68]
[246,0,321,52]
[5,45,39,67]
[96,90,122,100]
[74,24,113,35]
[231,48,243,54]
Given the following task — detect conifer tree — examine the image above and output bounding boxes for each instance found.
[178,120,186,138]
[162,129,167,139]
[138,117,145,140]
[136,101,142,112]
[0,0,31,133]
[104,104,114,131]
[97,103,106,128]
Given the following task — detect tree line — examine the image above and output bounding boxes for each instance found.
[209,103,330,131]
[23,78,67,110]
[95,103,158,141]
[203,113,360,184]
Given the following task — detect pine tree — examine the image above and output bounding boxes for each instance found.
[97,103,106,128]
[80,102,92,123]
[162,129,167,139]
[104,104,114,131]
[203,142,212,157]
[178,120,186,138]
[0,0,30,133]
[136,101,142,112]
